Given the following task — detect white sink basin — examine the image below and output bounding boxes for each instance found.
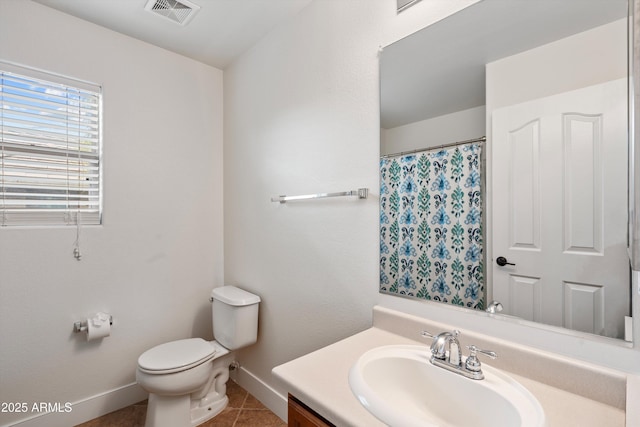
[349,345,546,427]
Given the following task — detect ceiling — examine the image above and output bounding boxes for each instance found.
[32,0,312,69]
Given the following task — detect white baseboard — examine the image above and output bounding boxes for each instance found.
[4,383,148,427]
[5,370,284,427]
[230,366,287,422]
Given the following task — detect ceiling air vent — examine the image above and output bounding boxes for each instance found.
[144,0,200,26]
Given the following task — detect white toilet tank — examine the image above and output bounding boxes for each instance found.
[210,286,260,350]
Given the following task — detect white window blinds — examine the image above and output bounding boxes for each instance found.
[0,63,102,226]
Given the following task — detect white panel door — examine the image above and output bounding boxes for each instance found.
[492,78,629,338]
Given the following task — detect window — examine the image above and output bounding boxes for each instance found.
[0,62,102,226]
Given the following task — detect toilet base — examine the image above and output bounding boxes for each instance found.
[144,390,229,427]
[142,355,232,427]
[145,393,191,427]
[189,353,232,425]
[190,395,228,426]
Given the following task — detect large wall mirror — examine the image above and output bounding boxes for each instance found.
[380,0,631,341]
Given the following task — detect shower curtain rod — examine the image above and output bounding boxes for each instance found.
[380,136,486,159]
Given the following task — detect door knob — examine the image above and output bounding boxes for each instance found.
[496,256,515,266]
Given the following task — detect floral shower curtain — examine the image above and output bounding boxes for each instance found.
[379,143,485,309]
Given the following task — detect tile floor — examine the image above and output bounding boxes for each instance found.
[75,380,286,427]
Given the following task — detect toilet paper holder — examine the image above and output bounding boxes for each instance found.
[73,314,113,333]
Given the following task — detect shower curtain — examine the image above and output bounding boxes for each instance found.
[380,143,485,309]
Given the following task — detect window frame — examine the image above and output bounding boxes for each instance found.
[0,61,103,227]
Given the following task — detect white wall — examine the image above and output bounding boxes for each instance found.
[223,0,480,414]
[225,2,639,419]
[381,105,486,155]
[5,1,632,425]
[487,18,627,110]
[0,1,223,425]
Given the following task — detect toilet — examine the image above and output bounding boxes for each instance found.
[136,286,260,427]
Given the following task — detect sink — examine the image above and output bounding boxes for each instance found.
[348,345,546,427]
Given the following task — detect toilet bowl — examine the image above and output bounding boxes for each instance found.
[136,286,260,427]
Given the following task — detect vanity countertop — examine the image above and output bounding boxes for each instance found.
[272,306,631,427]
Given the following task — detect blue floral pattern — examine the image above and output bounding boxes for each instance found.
[379,144,485,309]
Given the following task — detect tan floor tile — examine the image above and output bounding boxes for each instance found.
[75,403,146,427]
[226,380,248,408]
[234,409,287,427]
[199,407,240,427]
[242,393,266,410]
[76,379,285,427]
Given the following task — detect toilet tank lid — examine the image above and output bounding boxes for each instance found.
[211,286,260,306]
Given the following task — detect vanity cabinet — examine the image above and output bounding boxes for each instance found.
[288,394,334,427]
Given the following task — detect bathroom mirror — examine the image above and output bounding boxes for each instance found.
[380,0,631,341]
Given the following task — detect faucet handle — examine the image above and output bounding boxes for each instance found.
[465,345,497,373]
[420,329,460,339]
[467,344,497,359]
[420,330,435,339]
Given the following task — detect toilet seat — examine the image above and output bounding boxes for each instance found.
[138,338,217,375]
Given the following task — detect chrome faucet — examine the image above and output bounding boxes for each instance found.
[421,330,496,380]
[485,300,503,314]
[427,330,461,366]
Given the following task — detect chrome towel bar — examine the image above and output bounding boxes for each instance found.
[271,188,368,203]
